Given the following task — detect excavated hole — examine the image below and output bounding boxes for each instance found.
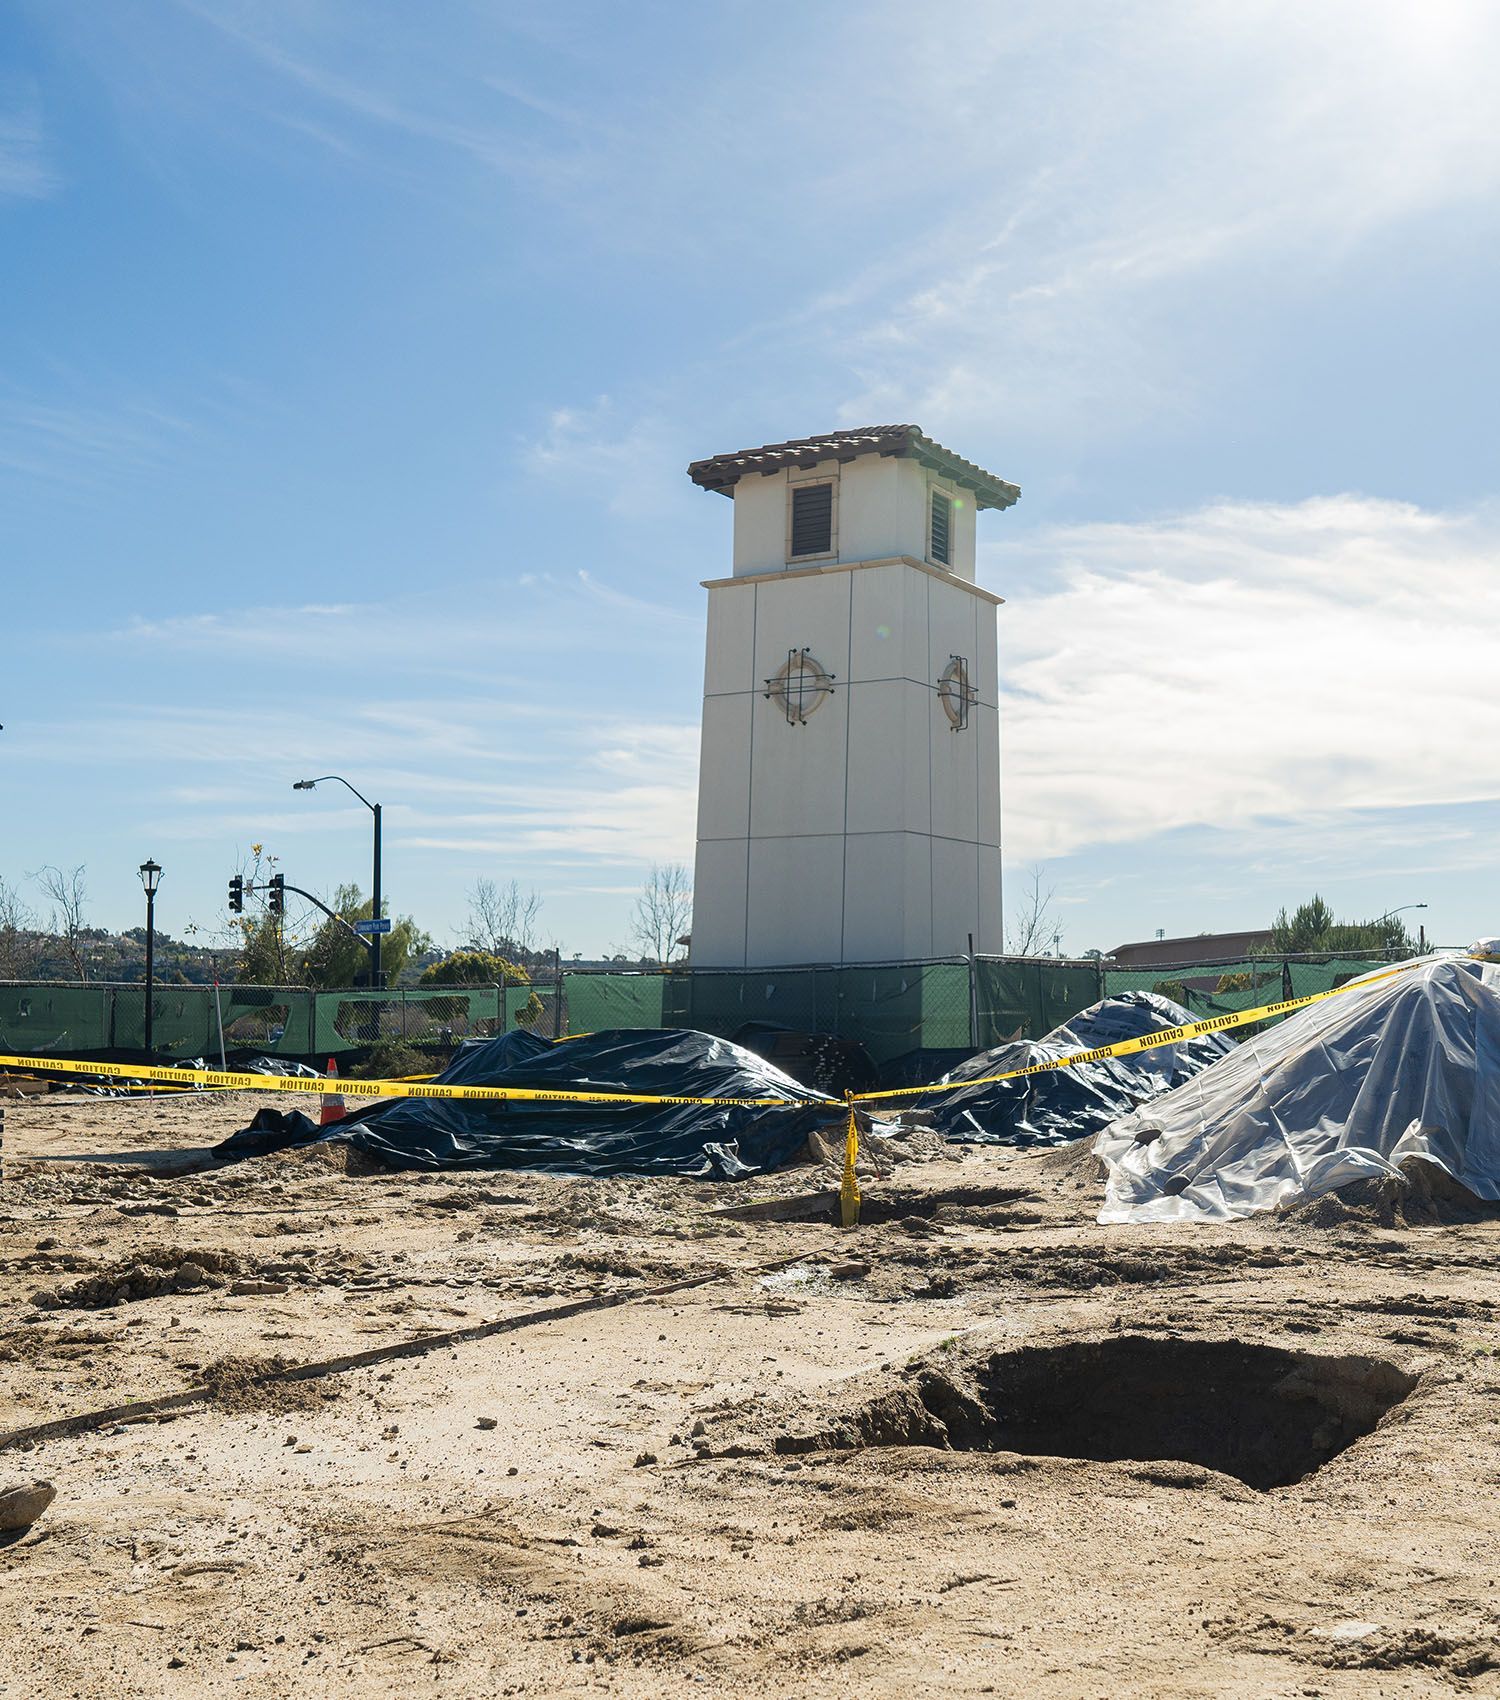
[797,1335,1417,1491]
[846,1185,1036,1225]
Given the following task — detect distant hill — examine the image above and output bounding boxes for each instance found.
[2,927,236,986]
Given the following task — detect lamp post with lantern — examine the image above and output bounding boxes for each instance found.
[138,859,162,1057]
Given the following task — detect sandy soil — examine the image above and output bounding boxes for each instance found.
[3,1090,1500,1699]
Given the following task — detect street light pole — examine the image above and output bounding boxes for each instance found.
[371,801,382,992]
[293,775,385,988]
[138,860,162,1058]
[1376,902,1428,956]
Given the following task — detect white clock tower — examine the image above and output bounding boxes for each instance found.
[686,425,1018,968]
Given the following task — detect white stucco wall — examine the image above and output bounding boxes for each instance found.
[834,456,922,566]
[693,555,1002,967]
[727,454,978,580]
[729,470,790,576]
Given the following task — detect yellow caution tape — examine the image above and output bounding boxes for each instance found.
[849,960,1429,1103]
[0,958,1457,1114]
[0,1053,792,1109]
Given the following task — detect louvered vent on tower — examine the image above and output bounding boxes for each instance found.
[929,489,952,567]
[789,482,834,558]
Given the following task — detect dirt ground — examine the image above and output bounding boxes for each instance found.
[3,1091,1500,1699]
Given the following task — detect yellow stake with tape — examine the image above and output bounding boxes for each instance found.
[840,1094,861,1228]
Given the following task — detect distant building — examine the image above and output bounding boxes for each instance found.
[1107,930,1273,967]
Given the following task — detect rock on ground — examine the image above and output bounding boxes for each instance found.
[0,1480,56,1532]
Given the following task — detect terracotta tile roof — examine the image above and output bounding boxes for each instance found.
[687,425,1020,510]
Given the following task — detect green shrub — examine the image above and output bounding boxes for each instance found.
[350,1038,432,1081]
[419,950,529,987]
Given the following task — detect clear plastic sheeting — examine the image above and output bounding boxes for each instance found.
[1095,955,1500,1223]
[921,991,1235,1148]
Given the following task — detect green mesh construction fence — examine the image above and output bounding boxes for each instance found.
[976,959,1107,1049]
[1100,953,1401,1025]
[563,974,667,1034]
[0,982,556,1061]
[563,958,1103,1065]
[0,952,1408,1070]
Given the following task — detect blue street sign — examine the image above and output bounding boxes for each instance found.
[353,917,393,936]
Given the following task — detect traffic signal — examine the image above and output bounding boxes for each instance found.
[228,874,244,914]
[269,874,285,916]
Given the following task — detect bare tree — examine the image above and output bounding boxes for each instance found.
[1007,863,1060,958]
[33,864,90,981]
[466,878,543,962]
[631,863,692,966]
[0,874,43,979]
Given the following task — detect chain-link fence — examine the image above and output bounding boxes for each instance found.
[1099,952,1407,1024]
[563,956,1104,1066]
[3,961,1095,1068]
[0,981,557,1062]
[0,949,1413,1070]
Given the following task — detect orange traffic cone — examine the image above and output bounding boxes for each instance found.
[319,1057,346,1126]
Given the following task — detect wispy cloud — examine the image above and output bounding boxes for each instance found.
[809,1,1500,437]
[170,0,513,171]
[575,569,696,625]
[11,689,700,872]
[996,494,1500,861]
[0,390,194,488]
[136,0,611,205]
[0,82,56,200]
[94,573,701,671]
[524,398,685,521]
[56,0,1500,462]
[261,0,1500,480]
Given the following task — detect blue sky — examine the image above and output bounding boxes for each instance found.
[2,0,1498,959]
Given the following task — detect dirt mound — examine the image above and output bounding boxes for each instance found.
[0,1324,122,1365]
[1023,1138,1107,1191]
[35,1245,244,1308]
[1280,1158,1500,1231]
[807,1118,951,1170]
[197,1354,327,1414]
[1208,1608,1500,1679]
[255,1140,395,1177]
[995,1242,1293,1288]
[855,1181,1039,1226]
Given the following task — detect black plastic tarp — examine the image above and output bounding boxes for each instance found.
[915,991,1236,1148]
[214,1027,843,1179]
